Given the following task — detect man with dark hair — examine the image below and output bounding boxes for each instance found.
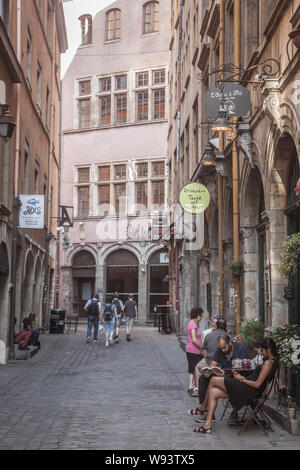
[84,293,101,343]
[112,292,124,343]
[100,295,118,347]
[123,294,137,342]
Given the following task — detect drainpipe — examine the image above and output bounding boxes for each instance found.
[218,0,225,317]
[233,0,241,335]
[175,0,183,332]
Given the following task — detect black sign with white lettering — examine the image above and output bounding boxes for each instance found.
[205,83,251,118]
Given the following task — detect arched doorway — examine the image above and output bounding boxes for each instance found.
[106,249,139,304]
[23,251,34,316]
[148,249,169,321]
[72,250,96,317]
[285,144,300,325]
[0,242,9,342]
[33,257,42,320]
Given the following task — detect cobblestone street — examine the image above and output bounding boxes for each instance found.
[0,325,299,451]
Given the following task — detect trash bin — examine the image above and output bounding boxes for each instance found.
[50,308,66,334]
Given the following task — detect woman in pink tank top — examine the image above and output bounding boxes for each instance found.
[186,307,204,396]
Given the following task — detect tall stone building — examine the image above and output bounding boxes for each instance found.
[0,0,68,361]
[60,0,170,323]
[168,0,300,334]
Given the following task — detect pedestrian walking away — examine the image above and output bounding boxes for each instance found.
[100,295,118,347]
[123,294,137,342]
[112,292,124,343]
[84,293,101,343]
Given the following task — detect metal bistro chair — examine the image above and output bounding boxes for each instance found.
[237,366,278,436]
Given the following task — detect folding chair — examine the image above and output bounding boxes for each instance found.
[238,367,278,436]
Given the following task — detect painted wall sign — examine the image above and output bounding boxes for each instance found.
[179,183,210,214]
[205,83,251,118]
[19,194,44,229]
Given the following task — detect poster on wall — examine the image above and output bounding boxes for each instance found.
[19,195,45,229]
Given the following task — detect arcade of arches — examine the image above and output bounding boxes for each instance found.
[70,247,169,322]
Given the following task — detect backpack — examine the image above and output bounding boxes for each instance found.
[112,298,122,314]
[87,299,99,316]
[103,303,114,322]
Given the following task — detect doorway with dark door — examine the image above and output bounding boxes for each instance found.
[105,249,139,307]
[72,250,96,318]
[148,249,169,322]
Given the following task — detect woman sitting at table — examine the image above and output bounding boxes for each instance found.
[193,337,278,434]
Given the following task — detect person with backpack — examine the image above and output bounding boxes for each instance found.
[84,293,101,343]
[100,295,119,347]
[123,294,137,342]
[112,292,124,344]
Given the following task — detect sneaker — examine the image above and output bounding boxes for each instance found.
[105,341,109,347]
[115,337,119,344]
[20,345,30,350]
[93,340,99,343]
[86,337,91,343]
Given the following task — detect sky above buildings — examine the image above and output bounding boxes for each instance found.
[61,0,115,77]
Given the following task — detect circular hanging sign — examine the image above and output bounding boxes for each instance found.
[179,183,210,214]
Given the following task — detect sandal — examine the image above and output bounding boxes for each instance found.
[193,425,212,434]
[188,407,207,416]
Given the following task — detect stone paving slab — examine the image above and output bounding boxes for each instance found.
[0,325,299,450]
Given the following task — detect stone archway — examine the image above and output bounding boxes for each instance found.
[72,249,96,317]
[0,242,10,343]
[268,133,299,326]
[105,249,139,304]
[33,257,42,321]
[240,166,266,323]
[23,251,35,317]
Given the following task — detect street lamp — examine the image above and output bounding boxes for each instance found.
[0,104,16,143]
[200,144,215,166]
[211,106,232,132]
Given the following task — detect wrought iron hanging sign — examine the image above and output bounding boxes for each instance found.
[205,82,251,118]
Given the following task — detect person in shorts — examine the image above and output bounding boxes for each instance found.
[123,294,137,342]
[100,295,118,347]
[112,292,124,343]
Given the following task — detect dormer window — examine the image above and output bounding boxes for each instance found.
[106,9,121,41]
[143,1,159,34]
[79,14,92,45]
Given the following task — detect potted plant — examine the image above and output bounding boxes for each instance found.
[289,29,300,49]
[223,260,243,280]
[269,324,300,367]
[285,395,297,420]
[238,319,265,358]
[278,233,300,280]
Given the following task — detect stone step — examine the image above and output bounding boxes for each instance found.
[14,344,39,360]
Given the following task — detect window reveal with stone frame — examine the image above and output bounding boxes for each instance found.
[143,1,159,34]
[136,90,149,122]
[152,180,165,206]
[115,93,127,123]
[114,183,126,215]
[106,8,121,41]
[78,98,91,129]
[99,95,111,125]
[153,88,165,119]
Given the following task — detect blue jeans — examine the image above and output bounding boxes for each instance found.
[29,329,40,346]
[87,315,99,340]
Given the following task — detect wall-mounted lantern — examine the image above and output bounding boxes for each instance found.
[0,104,16,143]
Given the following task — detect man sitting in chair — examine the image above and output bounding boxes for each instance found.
[189,334,249,426]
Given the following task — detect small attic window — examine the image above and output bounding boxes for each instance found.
[79,14,92,45]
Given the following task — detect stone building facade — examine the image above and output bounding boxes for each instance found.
[60,0,171,323]
[168,0,300,334]
[0,0,67,360]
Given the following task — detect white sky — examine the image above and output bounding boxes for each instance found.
[61,0,115,78]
